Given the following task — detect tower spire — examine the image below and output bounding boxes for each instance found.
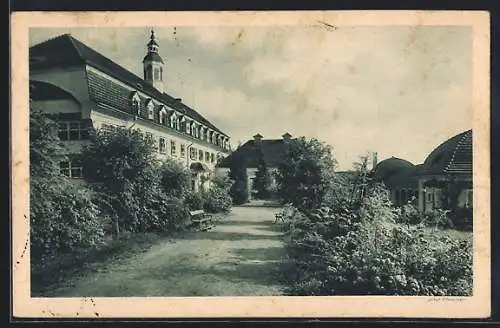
[143,28,165,92]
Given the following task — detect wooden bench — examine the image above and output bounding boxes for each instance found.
[189,209,214,231]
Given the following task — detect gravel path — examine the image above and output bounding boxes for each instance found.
[46,206,287,297]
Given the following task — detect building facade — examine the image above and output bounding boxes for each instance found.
[217,133,295,200]
[29,31,231,191]
[371,130,473,224]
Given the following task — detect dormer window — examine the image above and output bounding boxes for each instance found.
[186,120,192,134]
[146,100,155,120]
[176,116,183,131]
[198,125,202,139]
[169,112,177,128]
[130,92,141,115]
[192,122,197,138]
[202,127,208,141]
[159,107,167,125]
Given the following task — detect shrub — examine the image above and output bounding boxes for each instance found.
[422,209,454,229]
[162,196,191,231]
[159,159,191,198]
[29,106,107,265]
[185,192,205,210]
[81,126,168,234]
[203,187,232,213]
[281,183,473,296]
[211,172,233,191]
[30,178,107,265]
[400,203,421,225]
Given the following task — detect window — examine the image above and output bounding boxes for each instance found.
[210,153,215,163]
[131,93,141,115]
[154,68,160,80]
[159,137,166,153]
[58,121,89,141]
[169,113,176,128]
[190,147,197,160]
[147,101,154,120]
[159,109,167,125]
[186,121,191,134]
[171,140,177,156]
[59,159,83,178]
[180,144,186,157]
[175,117,180,130]
[199,150,204,160]
[205,151,210,162]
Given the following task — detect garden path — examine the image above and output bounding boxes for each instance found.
[44,206,287,297]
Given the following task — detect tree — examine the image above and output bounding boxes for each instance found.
[29,105,104,263]
[29,105,66,178]
[252,147,272,199]
[275,137,337,211]
[81,125,163,237]
[351,153,372,205]
[159,158,191,198]
[228,153,249,205]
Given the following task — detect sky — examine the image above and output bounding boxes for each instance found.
[29,25,473,171]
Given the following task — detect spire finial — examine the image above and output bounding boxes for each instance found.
[150,28,155,40]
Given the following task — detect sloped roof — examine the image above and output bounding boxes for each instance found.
[29,33,228,137]
[420,129,472,176]
[217,139,296,168]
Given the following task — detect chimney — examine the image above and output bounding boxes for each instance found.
[253,133,263,143]
[282,132,292,141]
[372,152,378,170]
[175,98,182,102]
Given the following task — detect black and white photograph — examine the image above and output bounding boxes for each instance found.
[12,11,490,318]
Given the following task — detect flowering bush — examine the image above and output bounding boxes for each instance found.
[281,184,473,296]
[30,177,107,264]
[203,187,232,213]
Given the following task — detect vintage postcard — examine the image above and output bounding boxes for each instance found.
[11,11,491,318]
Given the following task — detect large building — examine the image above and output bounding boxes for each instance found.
[29,30,231,191]
[371,129,473,225]
[217,133,296,200]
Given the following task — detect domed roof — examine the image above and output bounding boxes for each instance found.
[371,157,417,188]
[420,129,472,176]
[372,157,414,179]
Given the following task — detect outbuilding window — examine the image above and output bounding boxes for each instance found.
[58,121,89,141]
[59,158,83,178]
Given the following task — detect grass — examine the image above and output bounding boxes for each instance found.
[31,231,168,296]
[423,226,473,242]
